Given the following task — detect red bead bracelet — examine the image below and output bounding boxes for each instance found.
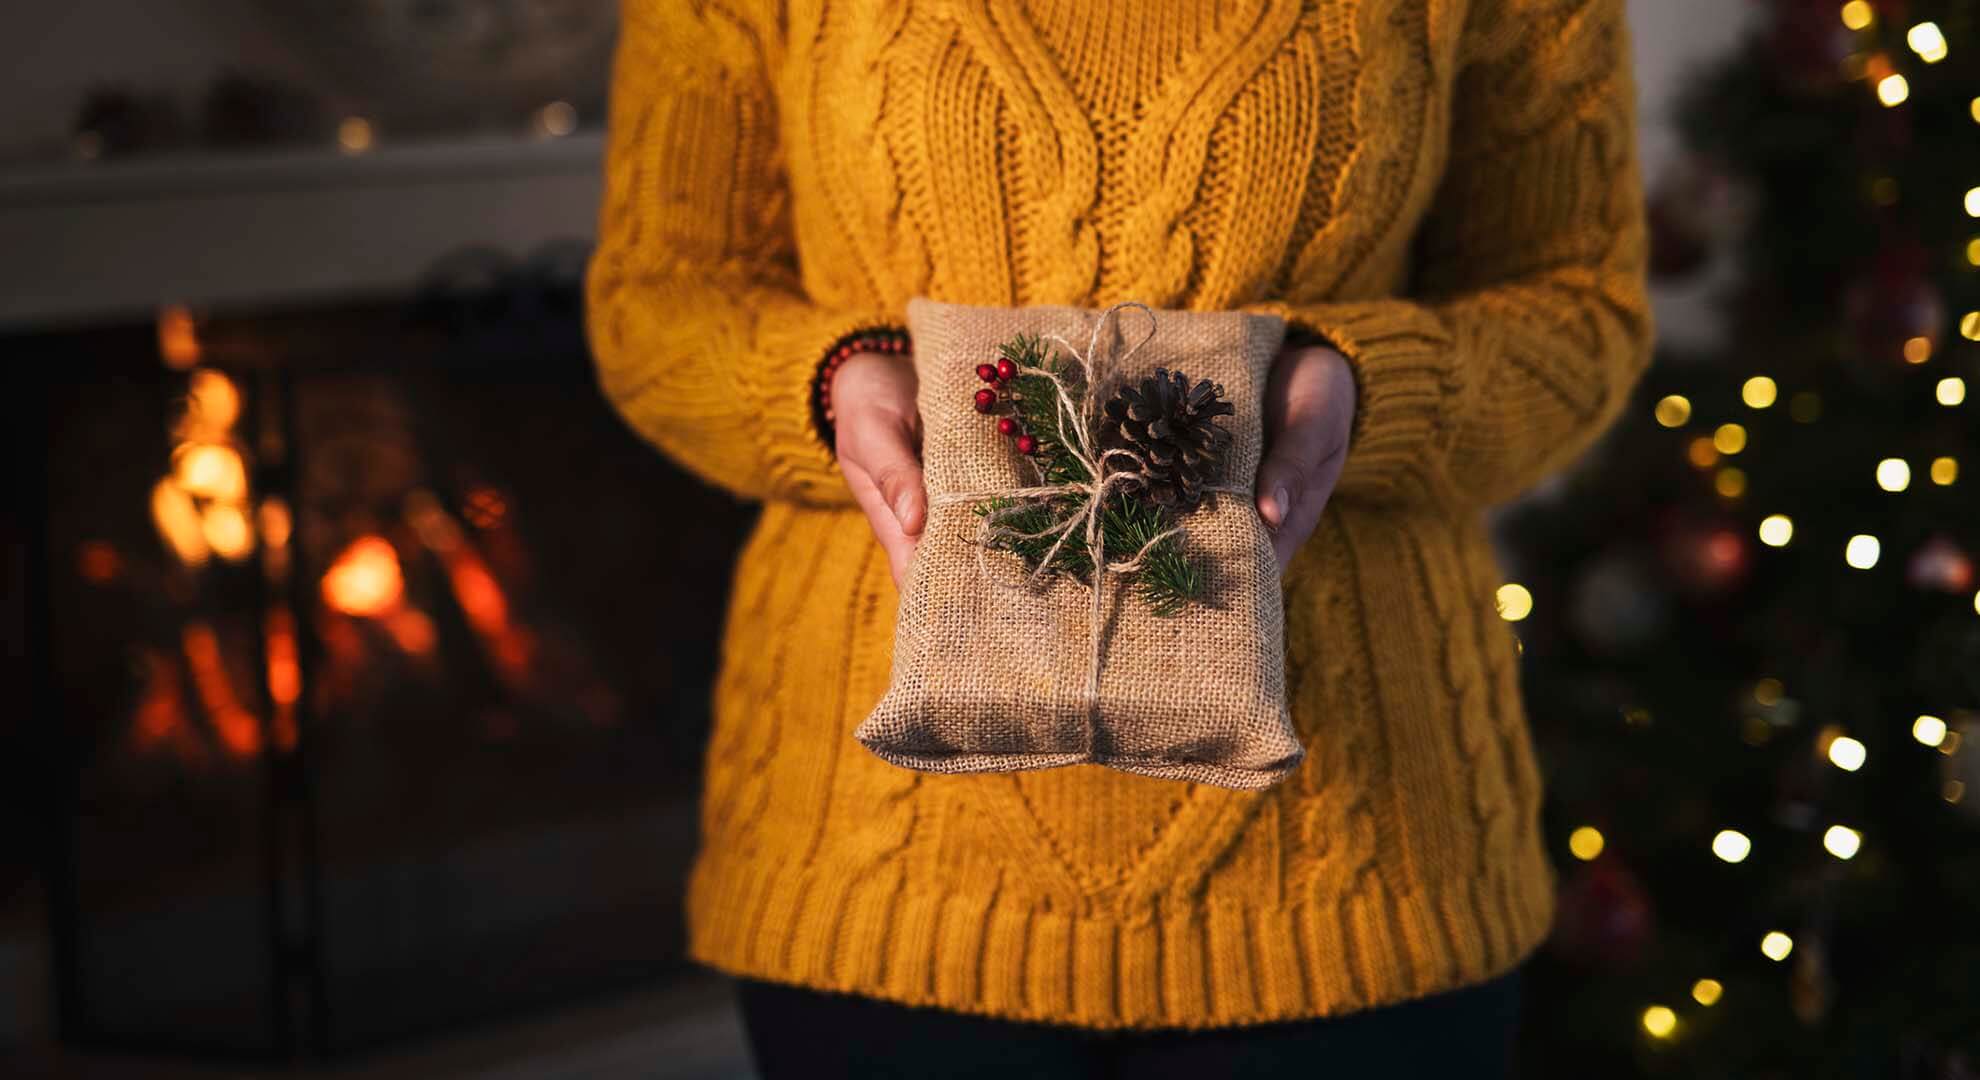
[812,326,911,451]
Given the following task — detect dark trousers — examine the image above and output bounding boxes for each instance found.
[736,968,1522,1078]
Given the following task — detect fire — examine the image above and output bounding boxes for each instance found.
[322,536,404,617]
[174,443,248,501]
[151,478,209,565]
[202,503,255,561]
[182,622,261,757]
[186,368,241,433]
[158,305,200,368]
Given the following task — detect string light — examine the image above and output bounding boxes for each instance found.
[1840,1,1873,29]
[1496,583,1533,621]
[1845,534,1881,569]
[1964,312,1980,340]
[1938,377,1966,406]
[1877,74,1910,107]
[1688,436,1720,468]
[1903,336,1933,364]
[1932,457,1959,485]
[1827,735,1867,771]
[1758,514,1794,547]
[1713,423,1747,455]
[1913,715,1948,747]
[1741,376,1778,408]
[1949,780,1969,804]
[1715,467,1747,498]
[1712,829,1752,863]
[1569,826,1605,861]
[1876,458,1911,491]
[1691,979,1723,1007]
[1906,22,1947,63]
[1968,237,1980,266]
[337,116,375,154]
[1823,825,1862,860]
[1753,677,1785,706]
[1760,931,1794,961]
[1655,395,1692,427]
[1967,187,1980,218]
[1641,1005,1678,1039]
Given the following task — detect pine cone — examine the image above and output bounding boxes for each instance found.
[1098,368,1235,510]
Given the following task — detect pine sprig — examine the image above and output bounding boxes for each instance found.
[970,331,1215,616]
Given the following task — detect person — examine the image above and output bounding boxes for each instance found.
[586,0,1651,1075]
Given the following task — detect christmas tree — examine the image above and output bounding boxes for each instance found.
[1507,2,1979,1075]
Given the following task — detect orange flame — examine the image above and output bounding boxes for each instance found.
[322,536,404,618]
[182,622,261,758]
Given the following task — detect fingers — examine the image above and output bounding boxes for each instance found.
[837,404,927,586]
[1256,346,1356,571]
[843,460,920,586]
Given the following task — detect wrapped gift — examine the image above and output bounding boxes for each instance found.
[855,298,1301,790]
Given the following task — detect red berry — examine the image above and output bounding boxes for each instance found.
[974,388,998,413]
[976,363,998,383]
[997,417,1019,436]
[1015,434,1038,455]
[996,358,1018,381]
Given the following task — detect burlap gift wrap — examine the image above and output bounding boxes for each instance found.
[854,297,1303,791]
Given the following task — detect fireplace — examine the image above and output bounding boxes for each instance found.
[15,269,752,1059]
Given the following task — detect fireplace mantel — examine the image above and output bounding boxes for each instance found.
[0,132,602,331]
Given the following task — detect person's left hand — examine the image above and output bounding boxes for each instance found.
[1255,342,1357,571]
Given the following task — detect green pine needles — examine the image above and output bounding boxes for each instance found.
[971,332,1210,617]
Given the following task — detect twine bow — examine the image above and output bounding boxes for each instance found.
[928,301,1247,733]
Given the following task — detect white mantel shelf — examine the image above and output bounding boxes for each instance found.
[0,132,604,330]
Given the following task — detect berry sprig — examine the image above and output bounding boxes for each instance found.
[965,332,1214,616]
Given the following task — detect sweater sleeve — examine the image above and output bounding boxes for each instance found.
[584,0,897,505]
[1241,0,1653,510]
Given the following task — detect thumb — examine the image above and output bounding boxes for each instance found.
[863,425,927,538]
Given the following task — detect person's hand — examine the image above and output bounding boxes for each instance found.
[1255,342,1357,572]
[833,351,925,585]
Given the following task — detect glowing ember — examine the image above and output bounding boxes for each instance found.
[151,478,209,565]
[174,443,248,501]
[322,536,404,617]
[157,305,200,368]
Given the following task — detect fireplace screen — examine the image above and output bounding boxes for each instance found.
[26,287,751,1058]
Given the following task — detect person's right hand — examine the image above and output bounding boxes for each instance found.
[832,351,925,586]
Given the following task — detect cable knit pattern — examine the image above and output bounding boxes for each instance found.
[586,0,1652,1028]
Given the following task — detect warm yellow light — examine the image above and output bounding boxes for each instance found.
[1964,312,1980,340]
[1642,1005,1678,1039]
[1569,826,1605,861]
[1973,97,1980,122]
[1823,824,1862,859]
[322,536,403,618]
[1687,436,1719,468]
[1938,377,1967,406]
[200,503,254,562]
[1914,714,1948,747]
[186,369,240,433]
[1654,394,1692,427]
[1969,237,1980,266]
[1753,677,1785,706]
[1760,931,1794,961]
[1932,457,1960,485]
[174,443,248,501]
[1711,829,1751,863]
[1715,467,1747,498]
[1876,458,1911,491]
[157,305,200,369]
[1691,979,1723,1007]
[1741,376,1778,408]
[1840,0,1873,28]
[338,116,374,153]
[1907,22,1948,62]
[1967,188,1980,218]
[1845,534,1881,569]
[151,479,208,566]
[1949,780,1969,804]
[1713,423,1747,455]
[1758,514,1794,547]
[1828,735,1867,771]
[1877,73,1910,106]
[1496,583,1533,622]
[1903,336,1933,364]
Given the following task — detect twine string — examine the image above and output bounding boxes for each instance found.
[925,301,1245,733]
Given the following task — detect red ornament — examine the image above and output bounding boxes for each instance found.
[1015,434,1038,455]
[996,358,1018,381]
[997,417,1019,436]
[973,388,998,413]
[976,363,998,383]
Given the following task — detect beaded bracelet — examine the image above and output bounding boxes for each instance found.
[812,325,912,452]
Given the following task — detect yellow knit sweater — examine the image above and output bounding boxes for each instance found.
[587,0,1651,1028]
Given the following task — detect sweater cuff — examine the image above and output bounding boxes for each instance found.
[747,307,905,503]
[1238,298,1459,502]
